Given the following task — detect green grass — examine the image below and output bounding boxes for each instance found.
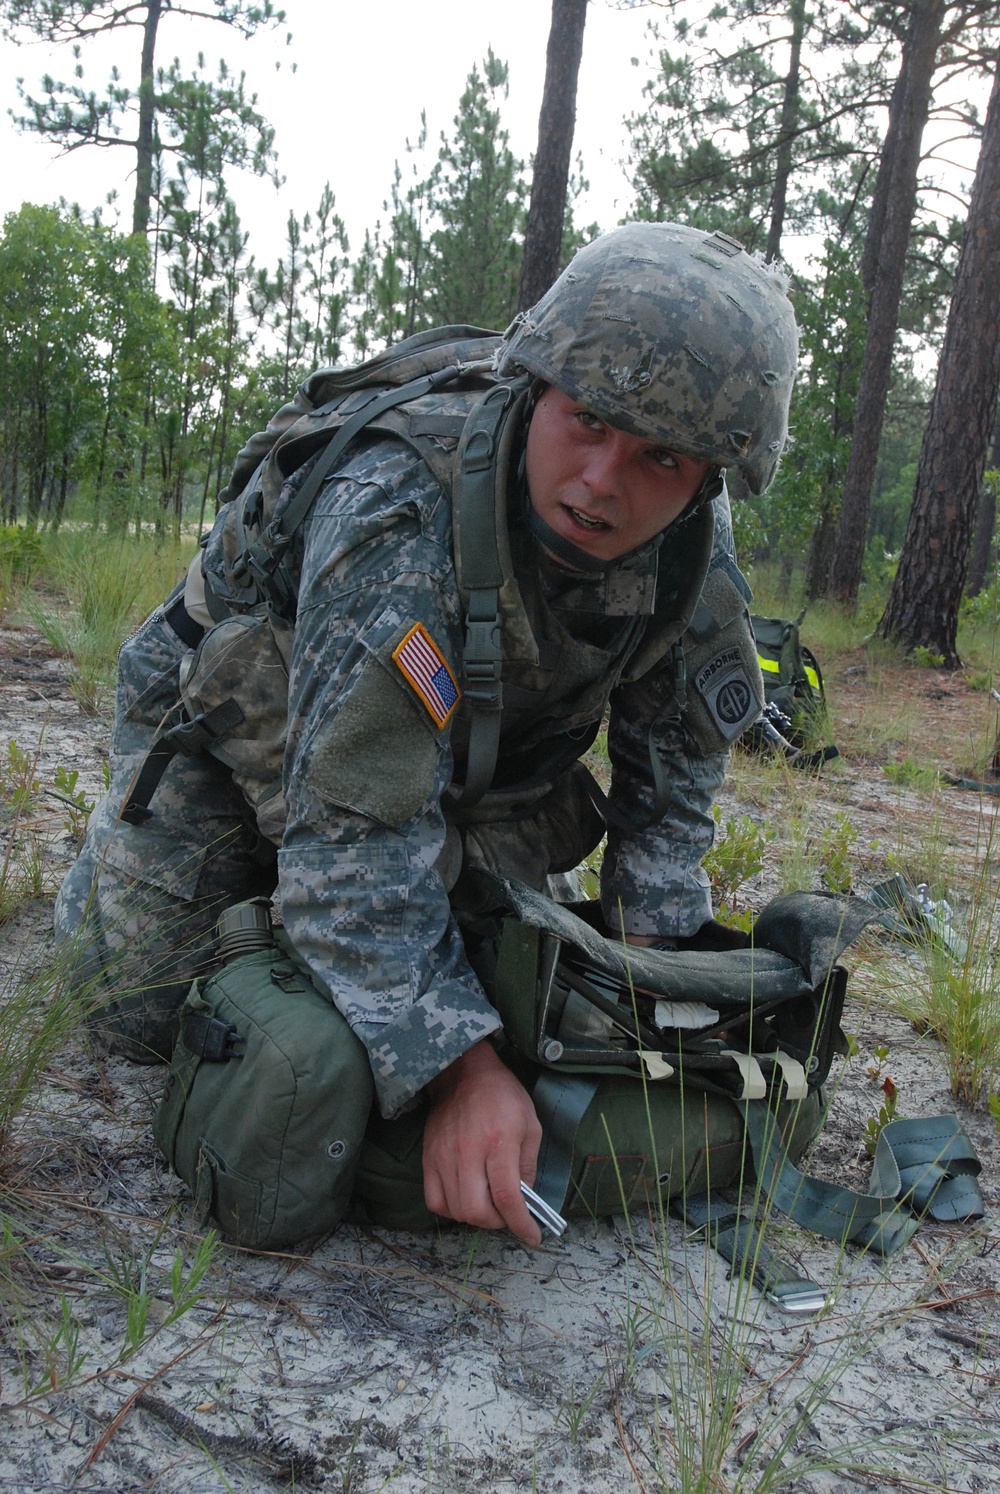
[25,531,195,715]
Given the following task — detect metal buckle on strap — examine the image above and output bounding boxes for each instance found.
[766,1282,828,1315]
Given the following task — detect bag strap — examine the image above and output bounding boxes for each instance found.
[230,364,464,612]
[529,1075,984,1307]
[742,1103,984,1256]
[672,1192,826,1314]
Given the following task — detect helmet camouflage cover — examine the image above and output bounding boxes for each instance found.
[496,222,798,495]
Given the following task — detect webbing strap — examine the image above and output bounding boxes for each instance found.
[120,699,245,826]
[531,1071,599,1213]
[451,384,514,808]
[674,1193,826,1314]
[744,1105,984,1256]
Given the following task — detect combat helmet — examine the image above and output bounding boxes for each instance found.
[496,222,798,495]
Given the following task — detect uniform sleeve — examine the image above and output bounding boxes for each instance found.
[278,441,501,1118]
[600,492,749,939]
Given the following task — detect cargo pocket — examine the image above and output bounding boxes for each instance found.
[100,819,210,904]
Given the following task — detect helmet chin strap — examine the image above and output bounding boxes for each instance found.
[523,501,615,574]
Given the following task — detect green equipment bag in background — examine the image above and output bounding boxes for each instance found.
[749,610,839,765]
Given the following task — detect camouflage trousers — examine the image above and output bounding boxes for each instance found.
[55,602,604,1065]
[54,604,279,1062]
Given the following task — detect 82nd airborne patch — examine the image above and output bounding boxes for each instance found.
[392,622,461,729]
[694,646,759,742]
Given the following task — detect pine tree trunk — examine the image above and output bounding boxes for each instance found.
[132,0,163,237]
[517,0,588,311]
[964,405,1000,598]
[805,497,839,601]
[876,54,1000,666]
[829,0,944,607]
[764,0,806,265]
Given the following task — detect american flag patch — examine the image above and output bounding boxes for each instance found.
[392,623,461,728]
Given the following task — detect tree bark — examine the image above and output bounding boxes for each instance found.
[876,53,1000,666]
[132,0,162,237]
[805,496,839,600]
[764,0,806,265]
[964,401,1000,597]
[517,0,588,312]
[828,0,944,607]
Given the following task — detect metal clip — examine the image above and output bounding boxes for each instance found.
[521,1181,567,1237]
[766,1284,827,1315]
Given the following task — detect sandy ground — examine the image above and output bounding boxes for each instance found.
[1,618,998,1494]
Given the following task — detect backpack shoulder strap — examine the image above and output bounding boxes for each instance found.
[229,363,468,610]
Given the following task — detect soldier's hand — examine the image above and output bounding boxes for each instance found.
[423,1040,543,1246]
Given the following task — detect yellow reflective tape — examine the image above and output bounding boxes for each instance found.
[805,666,820,689]
[758,656,780,673]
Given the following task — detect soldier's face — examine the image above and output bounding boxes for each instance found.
[525,386,711,563]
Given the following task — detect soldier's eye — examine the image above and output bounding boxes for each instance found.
[575,410,604,432]
[650,448,680,469]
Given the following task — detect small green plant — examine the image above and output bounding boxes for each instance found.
[818,811,857,894]
[96,1226,219,1361]
[965,670,995,693]
[861,1045,898,1157]
[0,740,49,920]
[1,739,41,817]
[554,1374,603,1444]
[866,1043,891,1081]
[31,1293,89,1395]
[910,645,945,668]
[704,807,774,906]
[883,758,940,791]
[50,764,95,847]
[862,1075,898,1157]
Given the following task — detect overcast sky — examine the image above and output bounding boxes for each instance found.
[1,0,985,288]
[0,0,664,269]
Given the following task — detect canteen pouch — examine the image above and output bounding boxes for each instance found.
[153,934,374,1250]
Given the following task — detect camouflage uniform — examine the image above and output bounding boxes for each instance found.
[58,222,795,1120]
[56,430,753,1116]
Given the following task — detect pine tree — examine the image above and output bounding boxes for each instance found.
[3,0,284,236]
[423,51,527,329]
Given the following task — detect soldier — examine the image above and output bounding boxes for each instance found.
[56,222,798,1247]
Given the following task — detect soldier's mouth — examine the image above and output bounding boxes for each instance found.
[565,505,611,532]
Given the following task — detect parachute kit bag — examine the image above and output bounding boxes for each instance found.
[349,875,864,1233]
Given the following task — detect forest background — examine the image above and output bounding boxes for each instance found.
[1,0,999,668]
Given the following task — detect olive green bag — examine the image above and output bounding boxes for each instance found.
[350,877,866,1232]
[153,929,374,1250]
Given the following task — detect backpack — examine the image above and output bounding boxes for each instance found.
[747,611,839,766]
